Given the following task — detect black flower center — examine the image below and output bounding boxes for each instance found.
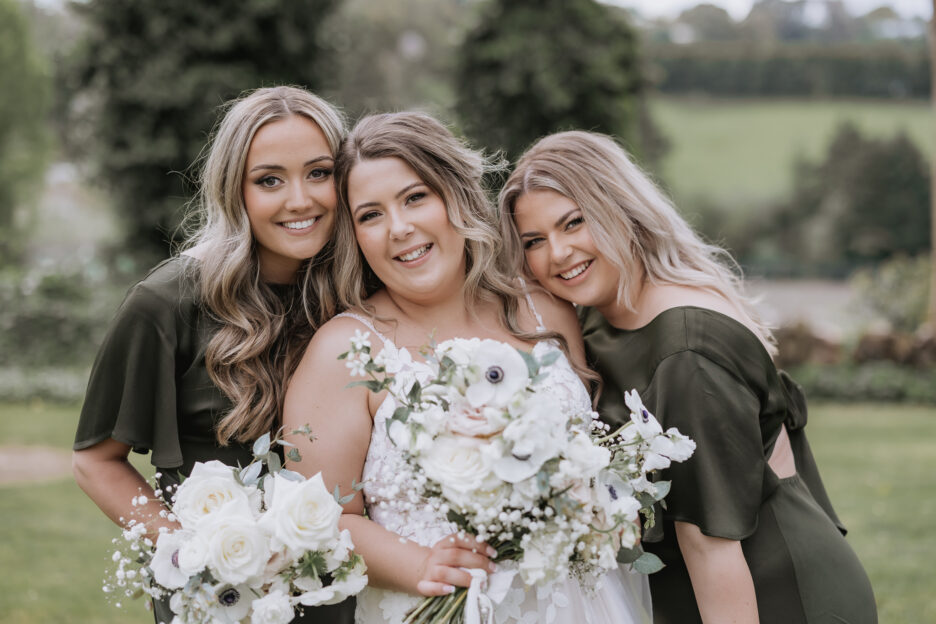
[641,409,650,423]
[219,587,240,606]
[170,549,180,569]
[608,484,618,501]
[485,366,504,384]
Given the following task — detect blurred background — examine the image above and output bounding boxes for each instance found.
[0,0,933,621]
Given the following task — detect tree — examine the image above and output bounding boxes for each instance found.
[768,123,930,276]
[929,0,936,328]
[70,0,338,259]
[0,0,50,264]
[455,0,653,161]
[676,4,739,41]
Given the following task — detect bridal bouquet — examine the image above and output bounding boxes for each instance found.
[104,430,367,624]
[342,332,694,623]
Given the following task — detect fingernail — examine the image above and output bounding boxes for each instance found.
[488,562,498,572]
[445,584,456,594]
[486,546,497,557]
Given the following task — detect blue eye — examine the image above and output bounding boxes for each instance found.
[485,366,504,384]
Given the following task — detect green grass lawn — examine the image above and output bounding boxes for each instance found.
[1,401,933,622]
[650,97,933,212]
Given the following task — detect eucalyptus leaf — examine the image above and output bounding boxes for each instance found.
[276,439,295,447]
[337,351,349,360]
[518,349,539,377]
[407,380,422,403]
[538,351,560,368]
[338,493,355,505]
[616,544,644,564]
[633,551,665,574]
[239,461,262,486]
[347,380,384,392]
[286,447,302,463]
[278,468,305,482]
[653,480,672,501]
[267,452,282,474]
[252,432,271,456]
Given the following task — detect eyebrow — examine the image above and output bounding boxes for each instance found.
[519,209,578,239]
[248,155,333,174]
[353,182,425,216]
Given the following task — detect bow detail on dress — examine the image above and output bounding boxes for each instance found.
[463,566,517,624]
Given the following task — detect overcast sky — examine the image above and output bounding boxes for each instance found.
[603,0,932,20]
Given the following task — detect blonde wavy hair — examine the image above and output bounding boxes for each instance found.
[499,130,776,355]
[332,112,580,363]
[182,86,346,445]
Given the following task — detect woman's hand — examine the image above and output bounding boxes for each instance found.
[415,533,498,596]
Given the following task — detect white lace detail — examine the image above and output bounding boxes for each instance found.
[353,333,652,624]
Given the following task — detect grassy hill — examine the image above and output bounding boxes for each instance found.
[650,97,933,214]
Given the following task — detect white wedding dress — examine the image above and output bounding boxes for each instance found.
[337,309,652,624]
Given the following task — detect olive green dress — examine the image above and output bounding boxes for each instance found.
[74,256,354,624]
[580,306,876,624]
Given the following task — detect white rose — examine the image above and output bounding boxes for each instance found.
[417,434,494,497]
[203,514,270,585]
[447,397,509,438]
[410,404,448,437]
[559,432,610,480]
[150,530,192,589]
[176,532,209,577]
[172,460,260,528]
[464,340,530,408]
[250,589,294,624]
[261,472,342,556]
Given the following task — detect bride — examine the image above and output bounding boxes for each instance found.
[283,112,651,623]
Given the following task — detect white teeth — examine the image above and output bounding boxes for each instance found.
[559,261,591,280]
[397,244,430,262]
[282,217,317,230]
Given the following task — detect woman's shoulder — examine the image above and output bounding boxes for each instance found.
[118,256,198,320]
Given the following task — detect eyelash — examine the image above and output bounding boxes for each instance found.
[254,167,332,188]
[522,215,584,250]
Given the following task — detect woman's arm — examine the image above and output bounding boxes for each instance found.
[72,438,177,543]
[675,521,759,624]
[283,318,494,596]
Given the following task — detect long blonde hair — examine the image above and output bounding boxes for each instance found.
[183,86,346,445]
[332,112,576,360]
[499,130,776,355]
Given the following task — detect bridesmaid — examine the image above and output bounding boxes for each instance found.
[498,130,877,624]
[72,86,354,623]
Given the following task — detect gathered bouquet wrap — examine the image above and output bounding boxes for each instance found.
[342,331,694,624]
[105,431,367,624]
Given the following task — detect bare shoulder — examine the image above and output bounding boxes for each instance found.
[647,284,743,324]
[526,290,580,338]
[304,313,377,362]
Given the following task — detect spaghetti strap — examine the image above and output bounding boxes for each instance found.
[518,278,547,332]
[334,311,392,347]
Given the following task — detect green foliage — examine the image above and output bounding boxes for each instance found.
[0,259,131,369]
[0,0,51,264]
[754,123,930,276]
[648,41,929,98]
[789,362,936,404]
[455,0,648,160]
[851,255,931,333]
[319,0,473,120]
[69,0,339,259]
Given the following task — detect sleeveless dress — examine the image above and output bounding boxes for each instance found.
[336,306,653,624]
[579,305,877,624]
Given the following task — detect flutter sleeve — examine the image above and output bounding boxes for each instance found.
[642,350,766,541]
[73,280,184,469]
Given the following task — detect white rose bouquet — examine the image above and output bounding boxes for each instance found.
[342,332,694,624]
[104,429,367,624]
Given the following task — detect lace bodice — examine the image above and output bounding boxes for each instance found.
[336,311,650,624]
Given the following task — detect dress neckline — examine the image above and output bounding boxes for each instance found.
[588,305,774,362]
